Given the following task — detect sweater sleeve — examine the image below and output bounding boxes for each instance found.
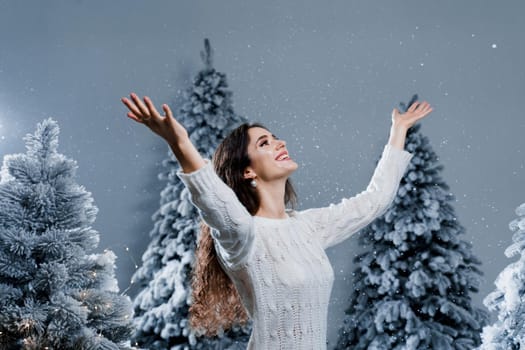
[177,161,254,269]
[298,144,413,249]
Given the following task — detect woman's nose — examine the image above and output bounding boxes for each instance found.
[275,139,286,148]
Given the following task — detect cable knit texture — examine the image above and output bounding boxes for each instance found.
[178,144,413,349]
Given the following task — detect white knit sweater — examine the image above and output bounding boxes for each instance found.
[178,144,413,350]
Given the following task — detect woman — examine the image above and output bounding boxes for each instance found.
[122,93,432,349]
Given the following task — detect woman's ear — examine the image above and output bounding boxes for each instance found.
[243,167,256,180]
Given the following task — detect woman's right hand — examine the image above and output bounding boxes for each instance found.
[122,92,188,146]
[122,93,206,173]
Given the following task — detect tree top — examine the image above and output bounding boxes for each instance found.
[24,118,60,158]
[200,38,214,70]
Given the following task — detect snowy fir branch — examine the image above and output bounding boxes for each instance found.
[335,95,488,350]
[0,118,134,350]
[477,202,525,349]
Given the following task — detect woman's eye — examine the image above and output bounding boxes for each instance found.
[260,140,269,147]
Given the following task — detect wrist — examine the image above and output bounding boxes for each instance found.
[388,124,408,150]
[167,137,206,173]
[390,122,409,134]
[166,134,191,151]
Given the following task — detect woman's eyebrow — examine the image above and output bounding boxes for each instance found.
[256,134,268,143]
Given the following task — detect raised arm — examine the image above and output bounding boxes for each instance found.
[122,93,254,269]
[122,92,205,173]
[299,100,433,249]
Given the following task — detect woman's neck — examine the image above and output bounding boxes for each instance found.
[254,180,288,219]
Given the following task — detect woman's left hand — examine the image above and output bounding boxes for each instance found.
[391,100,433,131]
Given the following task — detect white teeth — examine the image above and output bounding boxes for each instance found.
[277,154,289,161]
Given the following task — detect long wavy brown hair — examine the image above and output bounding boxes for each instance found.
[189,123,297,337]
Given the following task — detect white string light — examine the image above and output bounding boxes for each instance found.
[124,245,139,269]
[99,243,140,296]
[119,244,141,296]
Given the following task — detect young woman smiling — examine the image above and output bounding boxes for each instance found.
[122,93,432,349]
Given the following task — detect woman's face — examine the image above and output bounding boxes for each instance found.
[244,127,298,183]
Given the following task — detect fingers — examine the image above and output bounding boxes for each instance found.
[421,105,433,118]
[131,93,151,117]
[412,102,433,121]
[396,101,433,129]
[417,102,432,116]
[161,103,180,129]
[126,112,144,124]
[143,96,161,119]
[125,92,150,119]
[407,101,420,113]
[163,104,174,120]
[122,93,169,126]
[121,96,144,119]
[407,100,430,111]
[419,101,430,110]
[407,101,432,115]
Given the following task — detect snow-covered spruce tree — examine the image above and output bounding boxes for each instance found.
[0,119,134,350]
[335,95,488,350]
[477,202,525,349]
[131,39,250,350]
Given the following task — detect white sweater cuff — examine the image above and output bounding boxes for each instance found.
[176,160,218,194]
[382,144,413,168]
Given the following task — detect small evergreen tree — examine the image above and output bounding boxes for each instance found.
[0,119,134,349]
[477,202,525,349]
[335,95,488,350]
[131,39,250,350]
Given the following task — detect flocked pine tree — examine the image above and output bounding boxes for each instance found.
[335,95,488,350]
[477,202,525,349]
[0,119,134,350]
[131,39,251,350]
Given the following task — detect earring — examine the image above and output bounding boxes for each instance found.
[250,179,257,188]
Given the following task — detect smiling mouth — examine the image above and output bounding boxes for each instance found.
[276,152,291,161]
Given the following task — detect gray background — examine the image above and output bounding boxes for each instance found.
[1,0,524,346]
